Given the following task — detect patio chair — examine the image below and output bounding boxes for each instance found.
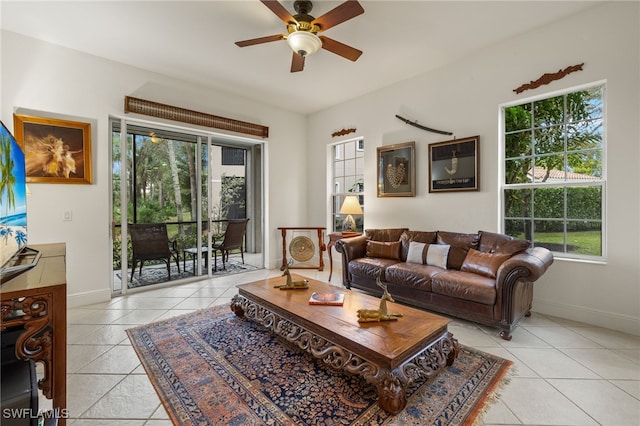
[130,223,180,281]
[212,218,249,271]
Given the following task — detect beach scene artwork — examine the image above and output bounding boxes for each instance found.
[1,122,28,269]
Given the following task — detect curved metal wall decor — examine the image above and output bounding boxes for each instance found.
[395,115,452,135]
[332,128,356,137]
[513,63,584,94]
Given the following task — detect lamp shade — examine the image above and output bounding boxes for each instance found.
[340,195,363,215]
[287,31,322,57]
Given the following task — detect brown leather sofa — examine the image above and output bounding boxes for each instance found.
[335,228,554,340]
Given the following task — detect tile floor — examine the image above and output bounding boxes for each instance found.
[60,266,640,425]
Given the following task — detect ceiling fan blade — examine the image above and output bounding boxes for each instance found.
[260,0,295,24]
[319,36,362,61]
[290,52,305,72]
[312,0,364,31]
[235,34,285,47]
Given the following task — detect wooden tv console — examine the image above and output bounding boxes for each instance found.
[1,243,67,425]
[230,275,459,415]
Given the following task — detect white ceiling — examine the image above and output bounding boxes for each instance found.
[1,1,601,115]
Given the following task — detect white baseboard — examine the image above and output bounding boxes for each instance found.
[533,297,640,336]
[68,288,112,308]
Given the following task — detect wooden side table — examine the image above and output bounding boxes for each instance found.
[327,232,362,281]
[1,243,67,425]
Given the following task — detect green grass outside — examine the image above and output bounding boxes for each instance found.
[513,230,601,256]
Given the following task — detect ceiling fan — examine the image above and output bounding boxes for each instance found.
[235,0,364,72]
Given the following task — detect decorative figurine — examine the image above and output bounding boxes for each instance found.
[357,278,403,322]
[274,261,309,290]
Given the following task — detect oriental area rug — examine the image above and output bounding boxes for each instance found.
[127,305,512,426]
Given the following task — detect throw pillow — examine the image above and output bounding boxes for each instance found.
[494,239,531,255]
[399,231,437,261]
[478,230,530,255]
[406,241,426,264]
[426,244,450,269]
[366,241,401,260]
[460,248,511,279]
[365,228,408,242]
[437,231,480,270]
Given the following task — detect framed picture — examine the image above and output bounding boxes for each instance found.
[377,141,415,197]
[13,114,92,184]
[429,135,479,192]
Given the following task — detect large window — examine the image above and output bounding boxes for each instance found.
[501,84,605,259]
[331,139,364,232]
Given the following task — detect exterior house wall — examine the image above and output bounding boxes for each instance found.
[307,1,640,335]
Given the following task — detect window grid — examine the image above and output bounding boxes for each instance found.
[502,84,605,260]
[331,139,364,233]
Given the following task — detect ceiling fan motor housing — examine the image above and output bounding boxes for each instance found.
[287,21,319,34]
[290,0,319,34]
[235,0,364,72]
[293,0,313,15]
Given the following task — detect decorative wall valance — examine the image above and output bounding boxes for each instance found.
[124,96,269,138]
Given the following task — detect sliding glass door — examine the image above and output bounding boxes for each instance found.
[110,118,263,294]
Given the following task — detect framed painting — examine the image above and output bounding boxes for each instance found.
[429,135,479,192]
[377,141,415,197]
[13,114,92,184]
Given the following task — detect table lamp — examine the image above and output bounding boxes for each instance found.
[340,195,363,233]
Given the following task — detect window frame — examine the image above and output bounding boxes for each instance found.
[330,138,364,233]
[499,81,607,262]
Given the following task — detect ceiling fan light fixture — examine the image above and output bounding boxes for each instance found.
[286,31,322,57]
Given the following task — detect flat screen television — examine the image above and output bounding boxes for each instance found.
[1,120,39,279]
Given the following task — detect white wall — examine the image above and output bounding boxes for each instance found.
[307,2,640,335]
[1,30,308,306]
[3,2,639,335]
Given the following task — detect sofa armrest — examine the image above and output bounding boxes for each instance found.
[334,235,368,288]
[496,247,554,292]
[494,247,554,339]
[335,234,368,261]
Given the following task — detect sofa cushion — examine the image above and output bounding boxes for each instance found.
[385,263,441,291]
[478,231,530,255]
[426,244,450,269]
[349,257,399,281]
[365,228,408,242]
[431,270,496,305]
[366,241,401,260]
[437,231,480,270]
[399,231,437,260]
[406,241,426,264]
[460,248,511,279]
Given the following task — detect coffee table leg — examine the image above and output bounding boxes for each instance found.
[230,295,245,317]
[372,331,459,415]
[376,372,408,415]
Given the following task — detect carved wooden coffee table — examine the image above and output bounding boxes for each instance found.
[230,274,459,415]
